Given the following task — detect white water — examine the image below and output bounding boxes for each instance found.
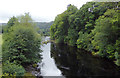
[40,37,62,76]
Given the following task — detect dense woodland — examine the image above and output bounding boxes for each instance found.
[36,21,53,36]
[50,2,120,66]
[1,21,53,36]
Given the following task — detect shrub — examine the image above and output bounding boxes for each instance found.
[2,25,42,65]
[2,61,25,76]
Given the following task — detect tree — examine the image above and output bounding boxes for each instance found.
[2,61,25,76]
[91,9,119,57]
[2,13,42,65]
[50,2,120,66]
[18,12,33,26]
[50,11,69,43]
[50,5,78,44]
[7,16,18,27]
[3,16,18,33]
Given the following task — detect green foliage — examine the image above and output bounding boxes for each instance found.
[114,39,120,66]
[77,32,86,49]
[50,4,78,44]
[23,72,36,77]
[50,13,69,43]
[7,16,18,27]
[3,24,42,65]
[36,21,53,36]
[106,45,115,59]
[50,2,120,66]
[51,2,116,45]
[2,17,18,33]
[2,13,42,76]
[17,13,34,26]
[115,39,120,54]
[32,64,38,68]
[77,32,93,51]
[115,52,120,66]
[2,61,25,76]
[2,73,16,78]
[68,28,78,46]
[91,9,119,57]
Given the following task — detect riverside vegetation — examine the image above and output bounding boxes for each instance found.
[1,13,42,77]
[1,1,120,77]
[50,2,120,66]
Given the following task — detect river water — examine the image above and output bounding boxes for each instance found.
[40,37,120,77]
[40,37,62,76]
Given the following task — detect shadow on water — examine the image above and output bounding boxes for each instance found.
[50,43,120,77]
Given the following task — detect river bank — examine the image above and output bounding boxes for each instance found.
[51,43,120,77]
[24,64,42,77]
[23,36,120,77]
[23,36,59,77]
[37,36,120,77]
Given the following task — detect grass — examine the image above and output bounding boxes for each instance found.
[0,34,2,76]
[23,72,36,78]
[0,34,2,45]
[0,34,2,58]
[0,64,2,76]
[0,34,2,57]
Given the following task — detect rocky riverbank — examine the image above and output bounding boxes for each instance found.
[24,64,42,77]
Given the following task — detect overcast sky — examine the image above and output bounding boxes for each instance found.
[0,0,95,23]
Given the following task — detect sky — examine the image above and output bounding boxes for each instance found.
[0,0,97,23]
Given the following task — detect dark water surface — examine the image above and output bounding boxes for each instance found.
[40,37,120,77]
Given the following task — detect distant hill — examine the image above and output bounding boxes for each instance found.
[36,21,53,29]
[0,21,53,36]
[35,21,54,36]
[0,23,7,26]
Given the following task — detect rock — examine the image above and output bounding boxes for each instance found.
[25,64,42,77]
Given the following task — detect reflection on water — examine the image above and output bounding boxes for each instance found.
[50,43,120,77]
[40,37,120,77]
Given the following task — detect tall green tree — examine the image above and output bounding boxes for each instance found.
[7,16,18,27]
[50,2,120,66]
[3,16,18,33]
[2,13,42,65]
[50,4,78,44]
[92,9,119,57]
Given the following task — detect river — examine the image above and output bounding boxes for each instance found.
[40,39,62,76]
[39,37,120,77]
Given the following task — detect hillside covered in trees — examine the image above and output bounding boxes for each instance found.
[0,21,53,36]
[36,21,53,36]
[50,2,120,66]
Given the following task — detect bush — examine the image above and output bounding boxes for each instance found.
[2,13,42,77]
[2,25,42,65]
[2,73,16,78]
[115,52,120,66]
[2,61,25,76]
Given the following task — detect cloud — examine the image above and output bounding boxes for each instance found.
[0,0,93,23]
